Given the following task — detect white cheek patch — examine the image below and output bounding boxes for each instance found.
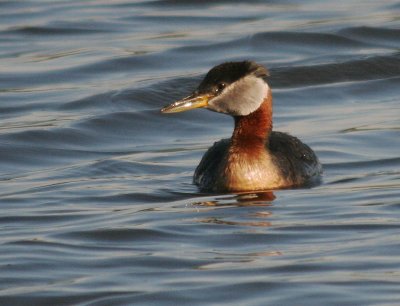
[208,76,269,116]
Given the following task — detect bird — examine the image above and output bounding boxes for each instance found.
[161,61,322,192]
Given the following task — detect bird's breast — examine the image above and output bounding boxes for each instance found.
[220,151,287,191]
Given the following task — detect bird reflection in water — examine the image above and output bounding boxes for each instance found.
[191,190,283,270]
[194,191,275,207]
[193,191,275,227]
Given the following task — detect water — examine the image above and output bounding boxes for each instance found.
[1,1,399,305]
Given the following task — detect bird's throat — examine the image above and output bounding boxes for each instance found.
[231,90,273,151]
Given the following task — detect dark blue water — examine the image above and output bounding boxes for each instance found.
[1,1,400,305]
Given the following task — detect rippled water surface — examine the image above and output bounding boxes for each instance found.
[1,1,400,305]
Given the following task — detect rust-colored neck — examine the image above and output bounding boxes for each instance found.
[231,89,273,150]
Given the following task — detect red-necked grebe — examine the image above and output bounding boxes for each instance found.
[161,61,322,192]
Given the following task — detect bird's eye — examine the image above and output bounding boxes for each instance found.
[215,83,226,93]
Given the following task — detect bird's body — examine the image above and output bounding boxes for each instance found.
[194,132,321,192]
[161,61,322,192]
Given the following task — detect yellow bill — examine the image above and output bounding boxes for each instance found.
[161,94,212,114]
